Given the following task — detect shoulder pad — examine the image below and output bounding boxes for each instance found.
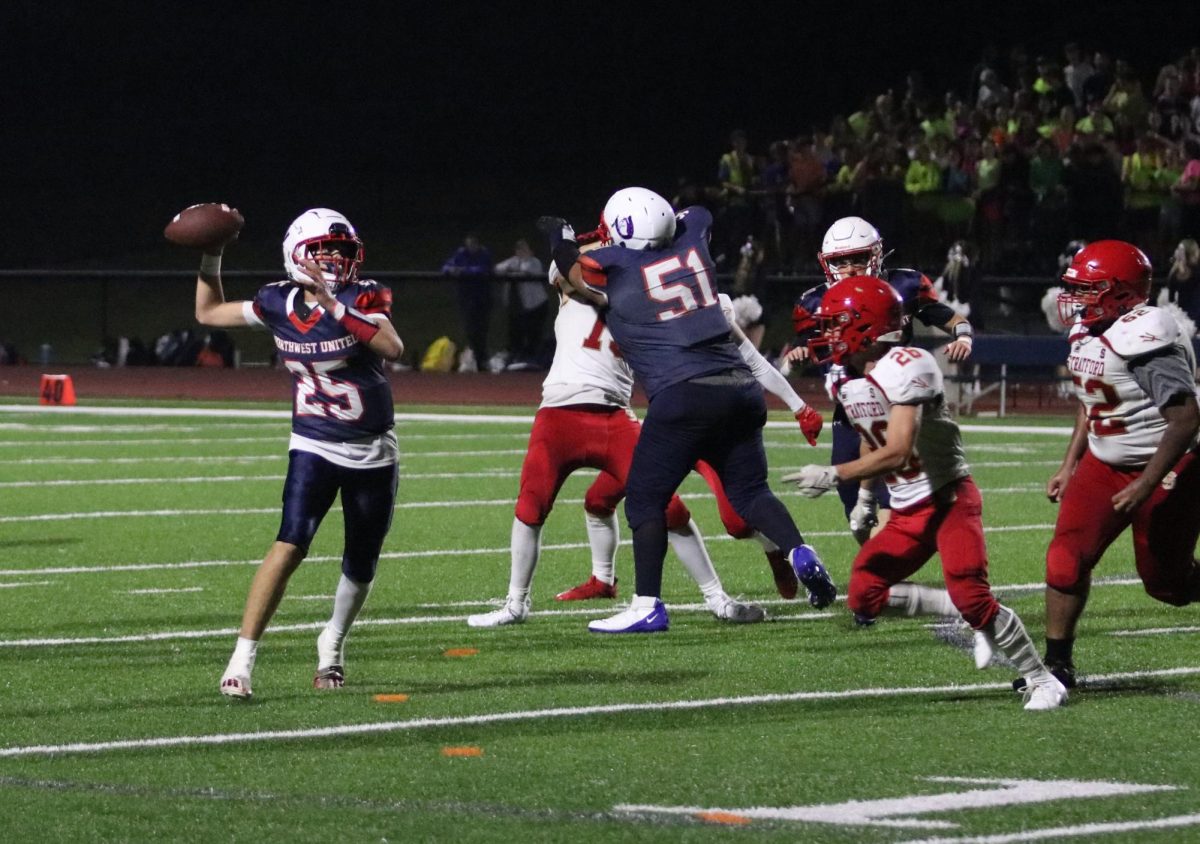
[354,283,392,314]
[579,254,607,288]
[869,347,943,404]
[1103,306,1181,358]
[887,268,938,308]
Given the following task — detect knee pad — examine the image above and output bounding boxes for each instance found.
[583,491,619,519]
[341,555,378,584]
[1045,539,1089,595]
[664,496,691,531]
[848,576,888,621]
[514,495,549,527]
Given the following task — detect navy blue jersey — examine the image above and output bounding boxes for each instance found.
[579,206,743,399]
[250,279,394,442]
[792,267,948,343]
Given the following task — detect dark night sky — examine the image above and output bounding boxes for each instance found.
[5,1,1200,268]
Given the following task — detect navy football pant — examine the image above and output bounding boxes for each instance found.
[276,450,398,583]
[625,377,806,598]
[831,419,891,517]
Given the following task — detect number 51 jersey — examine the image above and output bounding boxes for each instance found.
[838,346,969,511]
[246,279,395,443]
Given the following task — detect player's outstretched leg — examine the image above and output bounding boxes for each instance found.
[885,583,995,669]
[468,517,538,627]
[790,545,837,609]
[981,605,1067,711]
[556,511,619,601]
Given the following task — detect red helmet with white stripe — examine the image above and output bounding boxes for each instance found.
[1058,239,1152,327]
[807,275,904,365]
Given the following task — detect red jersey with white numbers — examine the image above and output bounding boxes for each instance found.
[246,279,394,442]
[1066,305,1199,468]
[838,346,968,511]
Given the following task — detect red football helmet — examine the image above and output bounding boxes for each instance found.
[807,276,904,365]
[1058,240,1152,327]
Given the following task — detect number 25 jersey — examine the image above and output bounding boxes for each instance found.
[245,279,395,443]
[837,346,968,511]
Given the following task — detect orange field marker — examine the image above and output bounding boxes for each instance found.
[441,746,483,758]
[372,694,410,703]
[443,648,479,657]
[39,374,76,406]
[695,811,751,826]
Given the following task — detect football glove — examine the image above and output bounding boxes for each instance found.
[848,487,878,544]
[782,464,839,498]
[794,405,822,446]
[536,215,576,250]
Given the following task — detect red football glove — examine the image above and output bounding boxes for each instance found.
[795,405,823,446]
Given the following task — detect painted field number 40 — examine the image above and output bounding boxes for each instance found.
[617,776,1183,836]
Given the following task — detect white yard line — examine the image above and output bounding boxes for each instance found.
[125,587,204,595]
[0,523,1060,576]
[1110,625,1200,637]
[896,813,1200,844]
[0,604,834,648]
[0,581,52,589]
[0,665,1191,759]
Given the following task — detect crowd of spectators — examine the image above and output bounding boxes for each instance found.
[700,43,1200,278]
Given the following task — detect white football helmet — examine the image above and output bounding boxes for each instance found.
[282,208,363,293]
[818,216,883,282]
[600,187,676,250]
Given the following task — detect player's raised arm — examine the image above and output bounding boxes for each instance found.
[291,259,404,361]
[195,248,255,328]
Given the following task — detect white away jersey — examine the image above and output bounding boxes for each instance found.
[1066,305,1199,467]
[838,346,969,510]
[540,296,635,409]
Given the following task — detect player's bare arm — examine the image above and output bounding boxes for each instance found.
[1047,403,1089,503]
[195,247,252,328]
[292,259,404,361]
[836,403,920,482]
[1112,396,1200,514]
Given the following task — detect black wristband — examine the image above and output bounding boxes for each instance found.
[552,240,580,279]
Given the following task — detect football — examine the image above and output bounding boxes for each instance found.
[164,203,244,252]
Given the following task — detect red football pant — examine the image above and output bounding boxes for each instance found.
[1046,449,1200,605]
[848,477,999,628]
[514,406,690,529]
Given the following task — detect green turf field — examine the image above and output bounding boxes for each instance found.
[1,402,1198,842]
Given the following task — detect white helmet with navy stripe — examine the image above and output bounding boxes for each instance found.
[600,187,676,250]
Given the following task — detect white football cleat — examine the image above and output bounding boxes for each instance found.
[707,594,766,624]
[219,673,252,700]
[973,630,995,669]
[588,595,669,633]
[467,596,530,628]
[1022,673,1068,711]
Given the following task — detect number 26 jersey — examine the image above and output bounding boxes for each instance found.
[837,346,968,511]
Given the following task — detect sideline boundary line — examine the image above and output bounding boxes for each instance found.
[1,666,1195,758]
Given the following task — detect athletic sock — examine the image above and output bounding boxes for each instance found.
[1045,636,1074,665]
[668,519,721,592]
[508,517,541,603]
[226,636,258,678]
[322,574,372,665]
[885,583,959,618]
[585,511,618,584]
[987,605,1052,680]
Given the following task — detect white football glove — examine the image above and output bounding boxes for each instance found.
[848,488,878,544]
[782,464,839,498]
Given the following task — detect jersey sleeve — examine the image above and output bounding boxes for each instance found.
[888,269,939,310]
[718,293,736,327]
[1127,346,1199,409]
[353,283,393,320]
[674,205,713,241]
[868,348,944,404]
[1103,307,1181,359]
[792,283,828,337]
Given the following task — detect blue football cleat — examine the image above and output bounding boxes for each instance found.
[790,545,837,609]
[588,595,669,633]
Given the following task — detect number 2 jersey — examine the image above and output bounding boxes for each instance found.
[244,279,396,466]
[578,206,743,400]
[1065,305,1199,468]
[837,346,968,511]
